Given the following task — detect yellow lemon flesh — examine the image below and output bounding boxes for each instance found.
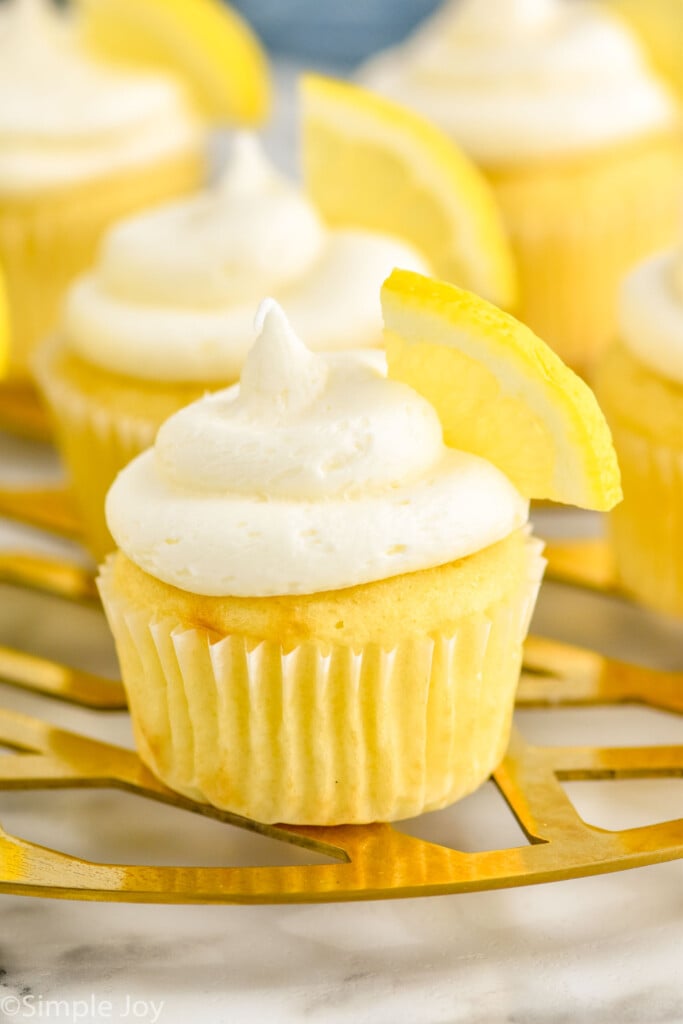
[78,0,270,124]
[383,269,622,510]
[302,74,516,310]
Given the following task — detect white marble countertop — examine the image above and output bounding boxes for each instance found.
[1,429,683,1024]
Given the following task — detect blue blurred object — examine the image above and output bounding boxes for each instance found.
[229,0,443,69]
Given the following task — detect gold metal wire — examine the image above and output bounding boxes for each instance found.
[0,486,81,540]
[0,551,97,603]
[0,421,680,904]
[0,380,52,442]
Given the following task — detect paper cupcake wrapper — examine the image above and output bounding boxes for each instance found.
[0,150,204,379]
[608,422,683,618]
[34,341,159,561]
[487,134,682,374]
[98,537,545,825]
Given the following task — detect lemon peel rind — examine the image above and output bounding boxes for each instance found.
[382,269,622,511]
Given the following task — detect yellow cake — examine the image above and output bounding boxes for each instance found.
[35,76,514,560]
[361,0,682,375]
[97,274,620,825]
[594,241,683,615]
[0,0,269,378]
[107,528,532,649]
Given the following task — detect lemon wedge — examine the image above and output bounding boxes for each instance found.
[302,74,516,310]
[382,269,622,510]
[78,0,270,124]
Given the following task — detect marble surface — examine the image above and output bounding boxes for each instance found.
[1,432,683,1024]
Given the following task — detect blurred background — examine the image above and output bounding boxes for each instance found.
[0,0,444,67]
[5,0,680,88]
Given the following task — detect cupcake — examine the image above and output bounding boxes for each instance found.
[362,0,682,374]
[35,74,514,561]
[98,272,620,826]
[0,0,206,378]
[593,237,683,616]
[35,136,428,558]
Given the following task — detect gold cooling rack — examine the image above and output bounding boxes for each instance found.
[0,391,681,904]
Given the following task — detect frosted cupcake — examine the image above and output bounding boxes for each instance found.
[98,270,620,826]
[362,0,682,373]
[98,302,543,824]
[0,0,206,378]
[35,136,430,558]
[594,237,683,616]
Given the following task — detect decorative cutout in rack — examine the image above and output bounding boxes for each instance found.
[0,399,681,903]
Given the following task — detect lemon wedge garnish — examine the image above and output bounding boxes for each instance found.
[383,269,622,510]
[302,74,516,310]
[78,0,270,124]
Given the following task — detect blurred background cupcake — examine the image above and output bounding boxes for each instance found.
[593,234,683,617]
[361,0,682,375]
[33,133,427,559]
[0,0,269,380]
[603,0,683,102]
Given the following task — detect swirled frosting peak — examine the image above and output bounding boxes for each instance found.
[0,0,201,194]
[64,136,428,383]
[106,302,528,596]
[238,300,330,415]
[361,0,678,163]
[94,134,325,310]
[619,230,683,384]
[219,132,279,196]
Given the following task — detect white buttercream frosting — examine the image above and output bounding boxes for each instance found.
[361,0,679,164]
[0,0,202,193]
[93,136,326,308]
[618,239,683,384]
[64,136,429,382]
[106,302,528,597]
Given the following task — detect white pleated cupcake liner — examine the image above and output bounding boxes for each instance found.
[98,536,545,825]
